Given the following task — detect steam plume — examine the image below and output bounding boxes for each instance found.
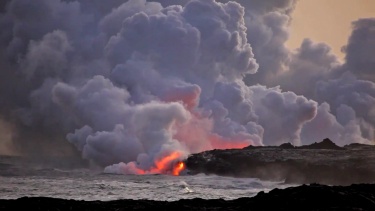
[0,0,373,174]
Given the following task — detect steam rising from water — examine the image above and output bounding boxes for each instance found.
[0,0,374,174]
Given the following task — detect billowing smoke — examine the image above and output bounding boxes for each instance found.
[0,0,373,174]
[274,19,375,145]
[343,18,375,82]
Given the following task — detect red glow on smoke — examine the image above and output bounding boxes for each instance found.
[162,88,201,111]
[173,114,252,153]
[208,134,250,150]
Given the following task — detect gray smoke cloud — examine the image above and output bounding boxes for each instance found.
[277,39,341,98]
[0,0,373,174]
[342,18,375,82]
[279,19,375,145]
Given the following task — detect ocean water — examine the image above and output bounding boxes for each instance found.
[0,156,293,201]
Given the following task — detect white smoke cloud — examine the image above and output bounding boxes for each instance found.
[0,0,374,174]
[99,0,163,36]
[54,75,191,169]
[276,39,340,98]
[271,19,375,145]
[301,103,371,146]
[315,73,375,141]
[250,85,318,146]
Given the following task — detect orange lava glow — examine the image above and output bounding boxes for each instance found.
[125,151,185,176]
[172,161,185,176]
[154,151,181,171]
[149,151,184,175]
[126,110,250,176]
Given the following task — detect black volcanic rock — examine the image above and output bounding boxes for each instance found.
[299,138,343,150]
[279,142,295,149]
[185,139,375,185]
[1,184,375,210]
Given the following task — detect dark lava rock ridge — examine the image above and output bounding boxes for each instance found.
[185,138,375,185]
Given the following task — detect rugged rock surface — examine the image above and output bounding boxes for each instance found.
[185,138,375,185]
[1,184,375,210]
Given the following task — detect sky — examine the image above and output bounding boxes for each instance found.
[0,0,374,175]
[288,0,375,59]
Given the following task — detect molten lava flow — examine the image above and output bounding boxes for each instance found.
[116,151,185,176]
[172,161,185,176]
[151,151,185,175]
[154,151,180,170]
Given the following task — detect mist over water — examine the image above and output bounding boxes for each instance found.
[0,0,374,175]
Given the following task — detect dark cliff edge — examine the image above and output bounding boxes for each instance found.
[185,138,375,185]
[1,184,375,210]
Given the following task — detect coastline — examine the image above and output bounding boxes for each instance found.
[185,139,375,185]
[2,139,375,210]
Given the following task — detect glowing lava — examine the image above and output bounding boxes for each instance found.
[155,152,180,171]
[150,151,185,175]
[172,161,185,176]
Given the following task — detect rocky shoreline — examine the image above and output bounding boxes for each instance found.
[185,139,375,185]
[2,139,375,210]
[1,183,375,210]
